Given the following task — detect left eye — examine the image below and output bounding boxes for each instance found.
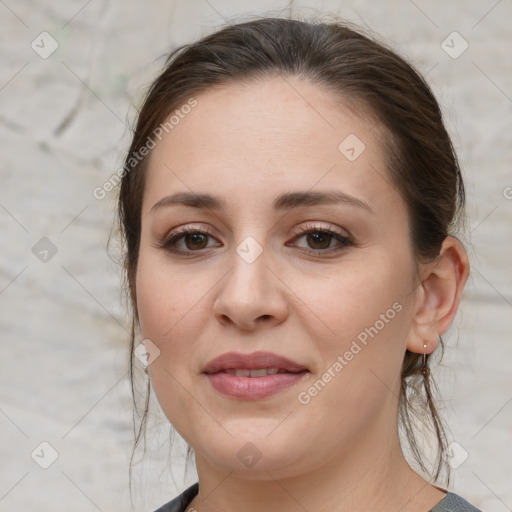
[289,227,353,254]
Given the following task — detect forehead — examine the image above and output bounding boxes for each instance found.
[142,76,399,217]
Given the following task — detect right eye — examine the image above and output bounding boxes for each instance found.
[155,226,221,254]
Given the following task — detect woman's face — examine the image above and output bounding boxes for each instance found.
[135,76,421,478]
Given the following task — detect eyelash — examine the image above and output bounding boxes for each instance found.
[155,222,354,257]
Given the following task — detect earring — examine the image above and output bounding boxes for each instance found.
[422,342,430,378]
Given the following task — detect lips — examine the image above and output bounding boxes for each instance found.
[203,351,309,400]
[202,351,308,375]
[202,351,309,399]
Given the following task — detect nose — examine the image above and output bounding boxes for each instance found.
[212,244,289,332]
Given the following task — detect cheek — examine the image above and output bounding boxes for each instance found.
[300,253,412,407]
[295,307,409,448]
[135,258,193,390]
[306,252,410,345]
[135,255,211,429]
[136,253,206,342]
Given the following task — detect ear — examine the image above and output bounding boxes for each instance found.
[407,236,470,355]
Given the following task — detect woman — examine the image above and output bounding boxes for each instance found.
[117,16,481,512]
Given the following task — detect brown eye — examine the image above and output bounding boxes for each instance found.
[290,223,354,256]
[156,227,220,254]
[305,232,333,250]
[183,232,209,250]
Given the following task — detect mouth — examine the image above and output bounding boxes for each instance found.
[202,351,309,399]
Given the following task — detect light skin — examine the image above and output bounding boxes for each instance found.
[134,76,469,512]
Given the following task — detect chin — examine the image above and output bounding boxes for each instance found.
[194,432,315,480]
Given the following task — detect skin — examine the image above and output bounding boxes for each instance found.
[135,76,469,512]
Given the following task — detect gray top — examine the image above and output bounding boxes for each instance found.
[153,482,483,511]
[430,491,483,511]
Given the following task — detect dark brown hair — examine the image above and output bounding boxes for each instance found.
[116,15,465,488]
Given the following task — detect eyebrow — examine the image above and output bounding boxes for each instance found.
[150,190,373,214]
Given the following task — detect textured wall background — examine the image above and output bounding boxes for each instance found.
[0,1,510,511]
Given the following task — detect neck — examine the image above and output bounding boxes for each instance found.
[188,432,444,512]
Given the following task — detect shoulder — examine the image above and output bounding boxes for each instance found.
[430,491,483,512]
[153,482,199,512]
